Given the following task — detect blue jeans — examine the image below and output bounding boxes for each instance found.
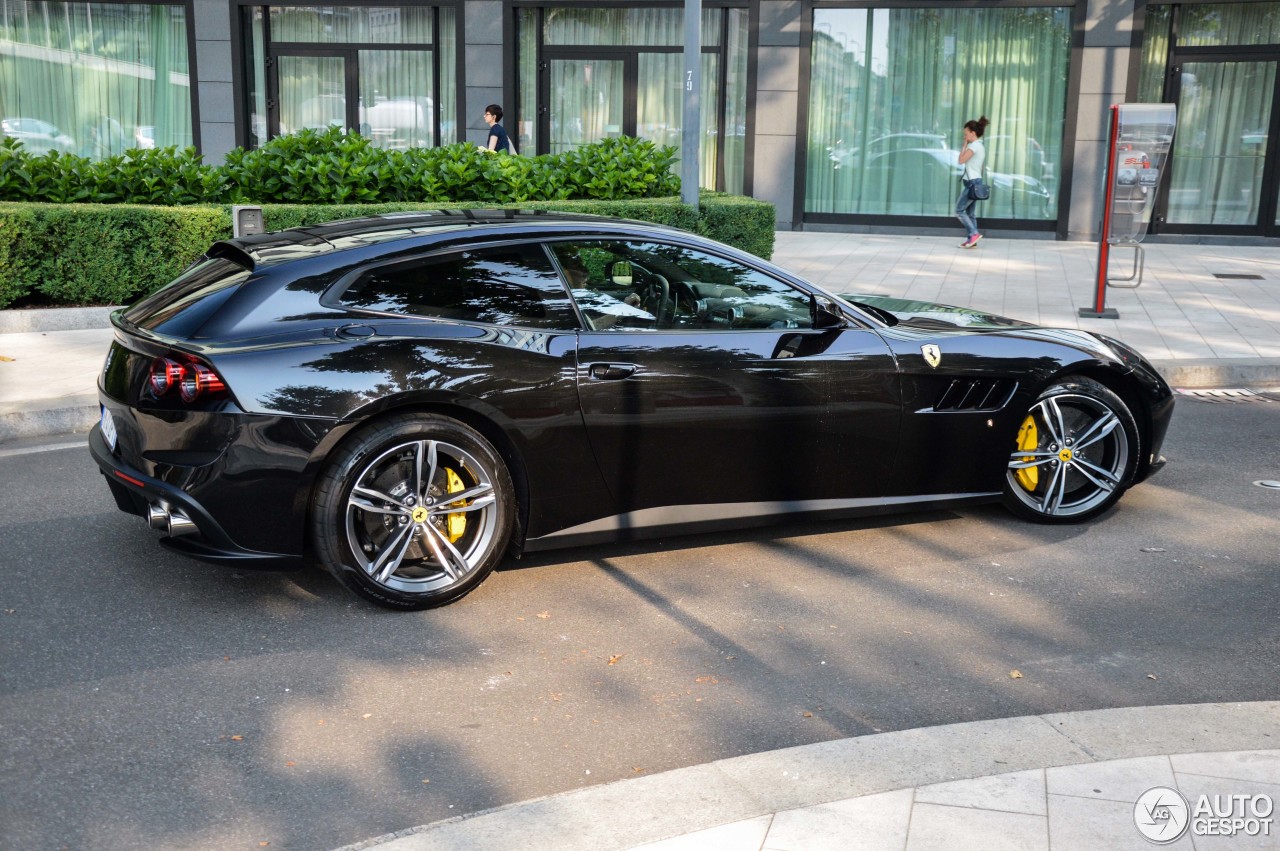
[955,180,979,238]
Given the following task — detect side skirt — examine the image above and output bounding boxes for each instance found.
[521,493,1001,552]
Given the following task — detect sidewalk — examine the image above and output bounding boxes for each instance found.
[1,233,1278,443]
[341,702,1280,851]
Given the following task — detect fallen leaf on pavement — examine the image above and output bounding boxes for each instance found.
[1147,674,1158,680]
[802,711,814,718]
[537,611,550,619]
[608,655,623,665]
[1009,670,1023,679]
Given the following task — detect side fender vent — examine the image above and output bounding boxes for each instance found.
[933,379,1018,412]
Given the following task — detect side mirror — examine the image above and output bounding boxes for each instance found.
[812,296,847,329]
[610,260,633,287]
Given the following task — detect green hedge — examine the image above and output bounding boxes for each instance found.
[0,130,682,206]
[0,195,775,307]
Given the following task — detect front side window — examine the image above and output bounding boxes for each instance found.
[550,240,813,332]
[338,244,575,329]
[0,1,192,159]
[806,6,1069,222]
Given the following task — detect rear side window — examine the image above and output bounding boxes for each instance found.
[122,258,252,337]
[336,244,576,329]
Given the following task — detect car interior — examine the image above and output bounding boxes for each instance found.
[552,241,813,332]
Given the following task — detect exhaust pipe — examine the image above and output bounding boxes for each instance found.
[147,503,198,537]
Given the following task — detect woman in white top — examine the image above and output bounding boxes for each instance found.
[956,116,990,248]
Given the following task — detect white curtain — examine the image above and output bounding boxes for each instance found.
[806,6,1070,220]
[0,1,192,159]
[538,5,739,191]
[1167,60,1275,225]
[360,49,434,149]
[268,6,432,44]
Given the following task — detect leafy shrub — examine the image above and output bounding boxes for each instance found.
[0,139,226,205]
[91,147,228,206]
[0,127,685,207]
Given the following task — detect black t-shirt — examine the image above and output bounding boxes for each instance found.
[488,123,513,154]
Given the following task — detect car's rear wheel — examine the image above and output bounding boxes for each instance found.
[1003,377,1140,523]
[312,413,514,609]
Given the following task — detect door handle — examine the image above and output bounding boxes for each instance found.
[588,362,637,380]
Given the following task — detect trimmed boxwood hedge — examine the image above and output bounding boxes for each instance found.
[0,194,775,307]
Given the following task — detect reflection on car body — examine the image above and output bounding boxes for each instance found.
[90,211,1173,609]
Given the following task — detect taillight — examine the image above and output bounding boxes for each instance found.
[149,358,184,395]
[149,355,227,403]
[180,363,226,402]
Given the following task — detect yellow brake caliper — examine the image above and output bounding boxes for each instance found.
[1015,415,1039,491]
[444,467,467,542]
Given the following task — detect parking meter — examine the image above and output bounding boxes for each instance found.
[1080,103,1176,319]
[232,205,265,238]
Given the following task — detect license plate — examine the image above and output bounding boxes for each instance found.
[100,405,118,452]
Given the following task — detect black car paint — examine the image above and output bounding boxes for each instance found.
[92,212,1174,569]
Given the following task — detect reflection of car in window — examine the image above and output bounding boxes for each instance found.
[827,132,949,170]
[861,148,1054,216]
[1,117,76,154]
[986,133,1054,184]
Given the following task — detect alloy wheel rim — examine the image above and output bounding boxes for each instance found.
[1007,393,1129,517]
[344,439,498,593]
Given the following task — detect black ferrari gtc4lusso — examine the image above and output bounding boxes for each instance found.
[91,211,1174,609]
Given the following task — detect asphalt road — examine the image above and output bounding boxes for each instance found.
[1,395,1278,850]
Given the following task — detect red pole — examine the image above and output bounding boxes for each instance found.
[1084,105,1121,318]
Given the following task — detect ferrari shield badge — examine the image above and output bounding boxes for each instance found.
[921,344,942,368]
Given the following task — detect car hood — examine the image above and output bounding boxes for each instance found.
[836,293,1035,330]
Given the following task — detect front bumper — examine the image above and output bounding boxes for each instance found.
[89,424,303,570]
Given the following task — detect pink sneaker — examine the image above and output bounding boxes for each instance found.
[960,234,982,249]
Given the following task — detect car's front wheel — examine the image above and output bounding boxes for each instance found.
[312,413,514,609]
[1003,377,1140,523]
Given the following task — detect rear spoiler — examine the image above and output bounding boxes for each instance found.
[206,241,256,271]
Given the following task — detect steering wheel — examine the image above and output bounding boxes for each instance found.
[640,274,671,326]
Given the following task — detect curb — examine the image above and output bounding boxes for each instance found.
[337,701,1280,851]
[0,396,99,443]
[1152,358,1280,390]
[0,306,118,334]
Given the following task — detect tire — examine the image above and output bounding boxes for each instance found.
[311,413,515,610]
[1002,377,1140,523]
